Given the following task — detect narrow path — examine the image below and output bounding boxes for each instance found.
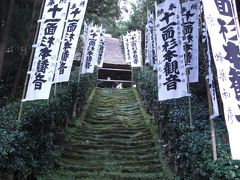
[42,88,171,179]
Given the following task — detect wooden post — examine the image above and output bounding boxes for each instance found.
[210,119,218,160]
[179,0,193,127]
[187,69,193,128]
[131,66,134,87]
[96,66,99,87]
[200,7,218,160]
[231,0,240,39]
[206,79,218,161]
[17,0,46,127]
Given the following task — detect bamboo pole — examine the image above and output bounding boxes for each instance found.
[200,2,218,160]
[210,119,218,160]
[78,36,86,84]
[131,66,134,87]
[179,0,193,127]
[187,69,193,127]
[206,79,218,160]
[17,0,46,127]
[231,0,240,39]
[96,66,99,87]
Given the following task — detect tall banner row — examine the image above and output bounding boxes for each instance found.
[81,24,106,74]
[23,0,88,101]
[133,0,239,160]
[123,31,143,67]
[201,0,240,160]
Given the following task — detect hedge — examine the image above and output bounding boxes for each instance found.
[133,67,240,179]
[0,68,97,179]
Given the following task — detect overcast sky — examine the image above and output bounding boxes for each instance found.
[119,0,137,21]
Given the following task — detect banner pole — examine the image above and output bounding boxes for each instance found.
[207,84,218,160]
[131,66,134,87]
[78,59,83,84]
[231,0,240,38]
[17,0,46,128]
[206,79,218,160]
[188,79,193,127]
[231,0,240,61]
[96,66,99,87]
[201,5,218,160]
[210,119,218,160]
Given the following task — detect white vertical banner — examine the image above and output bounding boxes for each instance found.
[145,23,149,65]
[201,2,219,119]
[145,11,152,66]
[182,0,200,83]
[97,30,106,67]
[23,0,69,101]
[81,25,101,74]
[145,11,157,67]
[153,25,158,71]
[202,0,240,160]
[137,30,143,66]
[155,1,188,101]
[129,31,142,67]
[54,0,88,83]
[123,34,131,63]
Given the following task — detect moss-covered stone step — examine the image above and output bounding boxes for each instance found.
[78,126,148,133]
[39,88,172,179]
[45,171,164,180]
[63,147,160,157]
[73,129,152,136]
[61,152,159,161]
[70,137,154,145]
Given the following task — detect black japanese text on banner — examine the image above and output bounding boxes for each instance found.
[202,0,240,160]
[81,25,101,74]
[97,31,106,67]
[182,0,200,83]
[201,2,219,119]
[23,1,69,101]
[123,34,131,63]
[54,0,88,83]
[129,31,142,67]
[155,1,188,101]
[145,11,157,67]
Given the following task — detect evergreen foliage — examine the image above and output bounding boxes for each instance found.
[0,69,97,179]
[133,67,240,179]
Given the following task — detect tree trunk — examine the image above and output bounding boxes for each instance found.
[11,0,40,97]
[0,0,14,78]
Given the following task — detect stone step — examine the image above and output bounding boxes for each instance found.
[72,136,154,145]
[64,147,158,156]
[49,170,163,180]
[56,161,162,174]
[61,152,159,161]
[79,126,148,132]
[68,142,155,151]
[39,88,169,179]
[72,134,152,142]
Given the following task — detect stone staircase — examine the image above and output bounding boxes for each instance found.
[40,88,172,180]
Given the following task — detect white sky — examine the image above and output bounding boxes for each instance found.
[119,0,137,21]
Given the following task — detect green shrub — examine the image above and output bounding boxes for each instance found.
[133,67,240,179]
[0,68,97,179]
